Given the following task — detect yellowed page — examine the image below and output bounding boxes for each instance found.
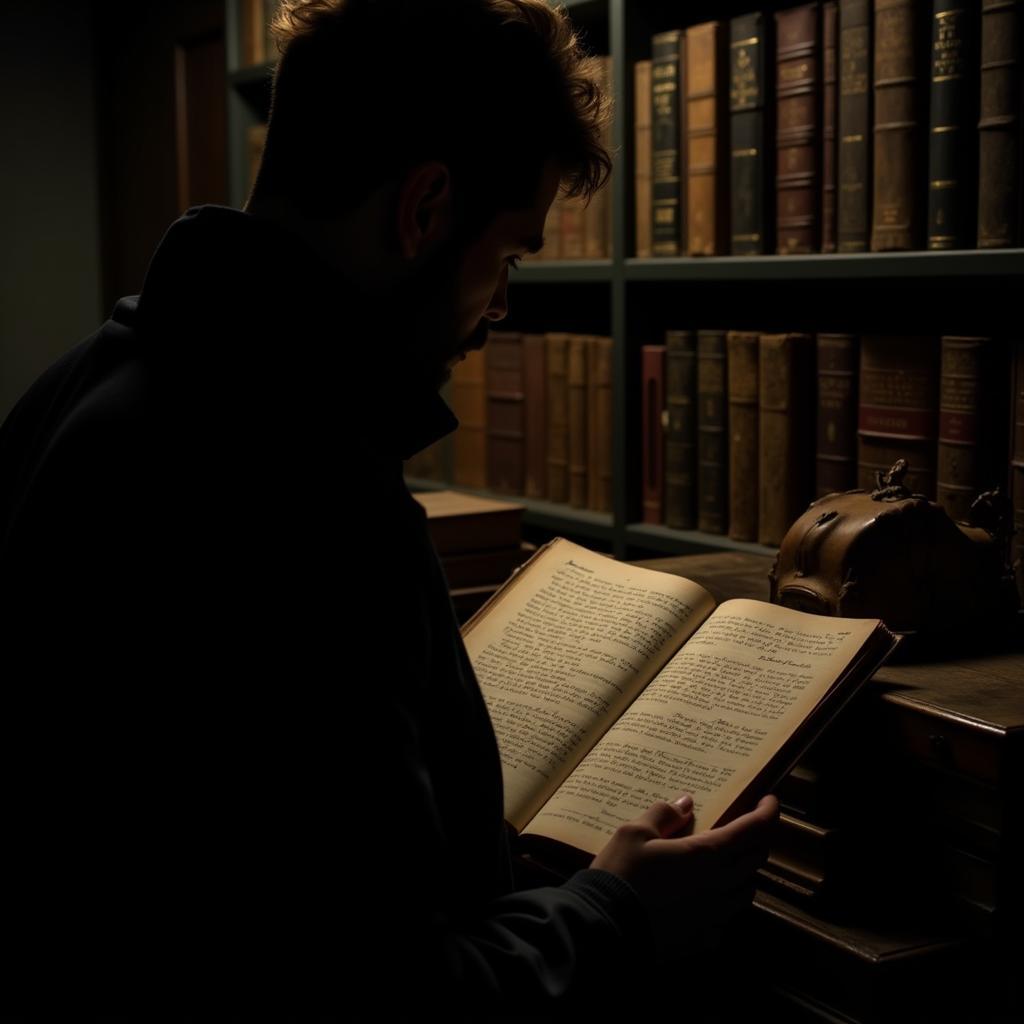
[462,538,716,832]
[524,598,879,855]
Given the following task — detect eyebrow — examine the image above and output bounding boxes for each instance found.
[521,234,545,254]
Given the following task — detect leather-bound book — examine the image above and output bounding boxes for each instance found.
[927,0,981,250]
[585,57,614,259]
[871,0,927,251]
[857,336,939,497]
[822,2,839,252]
[838,0,872,252]
[758,333,815,546]
[587,335,613,512]
[687,21,730,256]
[652,30,688,256]
[642,344,667,524]
[1011,339,1024,602]
[568,334,589,508]
[561,194,587,259]
[545,333,571,502]
[776,4,822,254]
[730,12,774,255]
[634,59,654,258]
[816,333,859,496]
[977,0,1022,248]
[523,333,548,500]
[486,331,526,495]
[937,336,1007,521]
[665,329,698,529]
[698,330,729,533]
[451,346,487,489]
[727,331,760,542]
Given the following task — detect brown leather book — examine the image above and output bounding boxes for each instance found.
[759,333,815,546]
[927,1,981,250]
[486,331,526,495]
[822,1,839,252]
[587,335,614,513]
[871,0,927,251]
[977,0,1022,248]
[937,336,1007,522]
[857,336,939,497]
[665,330,698,529]
[728,331,760,542]
[545,333,570,502]
[838,0,872,252]
[687,21,730,256]
[411,490,523,556]
[776,3,822,254]
[642,344,667,524]
[568,334,589,508]
[585,57,613,259]
[730,12,774,255]
[634,59,654,258]
[698,330,729,533]
[436,544,531,591]
[523,333,548,500]
[451,346,487,489]
[816,333,859,496]
[652,30,688,256]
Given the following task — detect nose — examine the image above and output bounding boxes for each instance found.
[485,265,510,322]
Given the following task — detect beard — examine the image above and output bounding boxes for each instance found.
[391,232,489,391]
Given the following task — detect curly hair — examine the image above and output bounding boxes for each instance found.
[250,0,612,236]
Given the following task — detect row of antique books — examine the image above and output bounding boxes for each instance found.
[633,0,1022,258]
[644,332,1012,547]
[406,332,614,514]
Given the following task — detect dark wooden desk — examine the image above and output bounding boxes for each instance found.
[630,551,1024,1024]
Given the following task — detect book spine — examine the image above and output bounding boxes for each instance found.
[665,330,698,529]
[687,21,730,256]
[561,194,587,259]
[451,347,488,489]
[698,330,729,533]
[486,332,526,495]
[871,0,927,251]
[652,31,687,256]
[642,345,668,524]
[545,333,570,502]
[937,336,1000,521]
[816,333,859,496]
[857,335,940,496]
[730,13,773,255]
[822,2,839,252]
[977,0,1022,248]
[543,196,563,259]
[523,333,548,500]
[928,0,981,250]
[568,334,589,507]
[728,331,760,541]
[776,3,822,254]
[587,336,613,512]
[634,59,654,258]
[838,0,872,252]
[1011,339,1024,602]
[585,57,614,259]
[759,333,815,546]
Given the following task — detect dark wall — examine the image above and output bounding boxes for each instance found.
[0,0,103,425]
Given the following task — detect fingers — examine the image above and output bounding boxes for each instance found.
[693,795,780,851]
[637,793,695,839]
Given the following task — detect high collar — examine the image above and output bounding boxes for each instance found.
[134,204,459,461]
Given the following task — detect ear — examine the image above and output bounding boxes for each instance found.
[395,161,453,260]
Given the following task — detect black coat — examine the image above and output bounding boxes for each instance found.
[0,206,653,1015]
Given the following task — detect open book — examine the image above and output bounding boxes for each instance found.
[461,538,898,869]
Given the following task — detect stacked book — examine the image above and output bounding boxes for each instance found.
[411,489,534,623]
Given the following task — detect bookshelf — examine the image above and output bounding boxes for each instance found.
[224,0,1024,563]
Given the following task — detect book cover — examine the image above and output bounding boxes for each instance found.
[838,0,873,252]
[816,333,859,496]
[634,59,654,258]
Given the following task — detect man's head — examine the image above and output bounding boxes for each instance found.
[244,0,611,388]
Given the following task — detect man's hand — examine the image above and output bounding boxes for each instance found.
[590,792,780,961]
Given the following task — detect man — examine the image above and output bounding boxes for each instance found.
[0,0,778,1014]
